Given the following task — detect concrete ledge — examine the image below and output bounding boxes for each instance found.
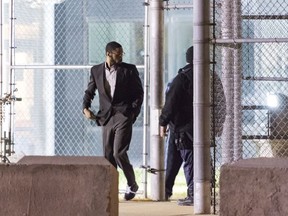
[0,156,118,216]
[220,157,288,216]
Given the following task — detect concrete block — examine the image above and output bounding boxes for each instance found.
[0,156,118,216]
[220,157,288,216]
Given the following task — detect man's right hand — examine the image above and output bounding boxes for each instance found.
[83,108,96,119]
[160,126,167,138]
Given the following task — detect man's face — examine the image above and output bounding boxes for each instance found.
[108,47,124,64]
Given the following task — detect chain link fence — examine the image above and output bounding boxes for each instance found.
[2,0,145,194]
[4,0,194,199]
[212,0,288,213]
[2,0,288,212]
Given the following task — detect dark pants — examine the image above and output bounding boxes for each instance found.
[102,112,136,186]
[165,130,194,197]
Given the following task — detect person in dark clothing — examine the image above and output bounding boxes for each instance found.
[159,46,194,206]
[83,41,144,201]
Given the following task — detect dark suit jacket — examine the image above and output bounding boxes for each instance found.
[83,62,144,126]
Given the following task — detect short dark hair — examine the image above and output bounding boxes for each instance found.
[186,46,193,64]
[106,41,122,53]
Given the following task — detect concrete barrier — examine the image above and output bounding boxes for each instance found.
[220,157,288,216]
[0,156,118,216]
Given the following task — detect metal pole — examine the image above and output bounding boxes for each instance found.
[233,0,242,161]
[142,0,150,198]
[10,0,16,157]
[193,0,211,214]
[221,0,234,164]
[43,2,56,155]
[0,0,3,160]
[149,0,164,201]
[212,38,288,44]
[7,0,16,159]
[163,4,193,10]
[11,65,144,70]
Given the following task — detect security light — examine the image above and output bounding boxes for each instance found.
[266,93,279,108]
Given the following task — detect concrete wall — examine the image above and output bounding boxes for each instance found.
[0,156,118,216]
[220,157,288,216]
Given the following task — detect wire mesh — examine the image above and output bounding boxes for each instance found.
[6,0,145,195]
[212,0,288,213]
[2,0,288,212]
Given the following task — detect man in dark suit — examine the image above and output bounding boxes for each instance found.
[83,41,144,201]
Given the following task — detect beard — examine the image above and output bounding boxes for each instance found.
[115,57,122,63]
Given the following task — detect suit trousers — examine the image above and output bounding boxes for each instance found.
[102,111,136,186]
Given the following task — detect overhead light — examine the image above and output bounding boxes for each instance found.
[266,93,279,108]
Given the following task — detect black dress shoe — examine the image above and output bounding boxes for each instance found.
[124,183,139,201]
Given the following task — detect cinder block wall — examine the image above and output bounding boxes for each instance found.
[220,157,288,216]
[0,156,118,216]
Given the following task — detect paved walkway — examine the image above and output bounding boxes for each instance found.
[119,199,216,216]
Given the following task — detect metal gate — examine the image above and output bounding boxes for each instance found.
[1,0,146,195]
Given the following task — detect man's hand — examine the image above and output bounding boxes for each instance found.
[83,108,96,119]
[160,126,167,138]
